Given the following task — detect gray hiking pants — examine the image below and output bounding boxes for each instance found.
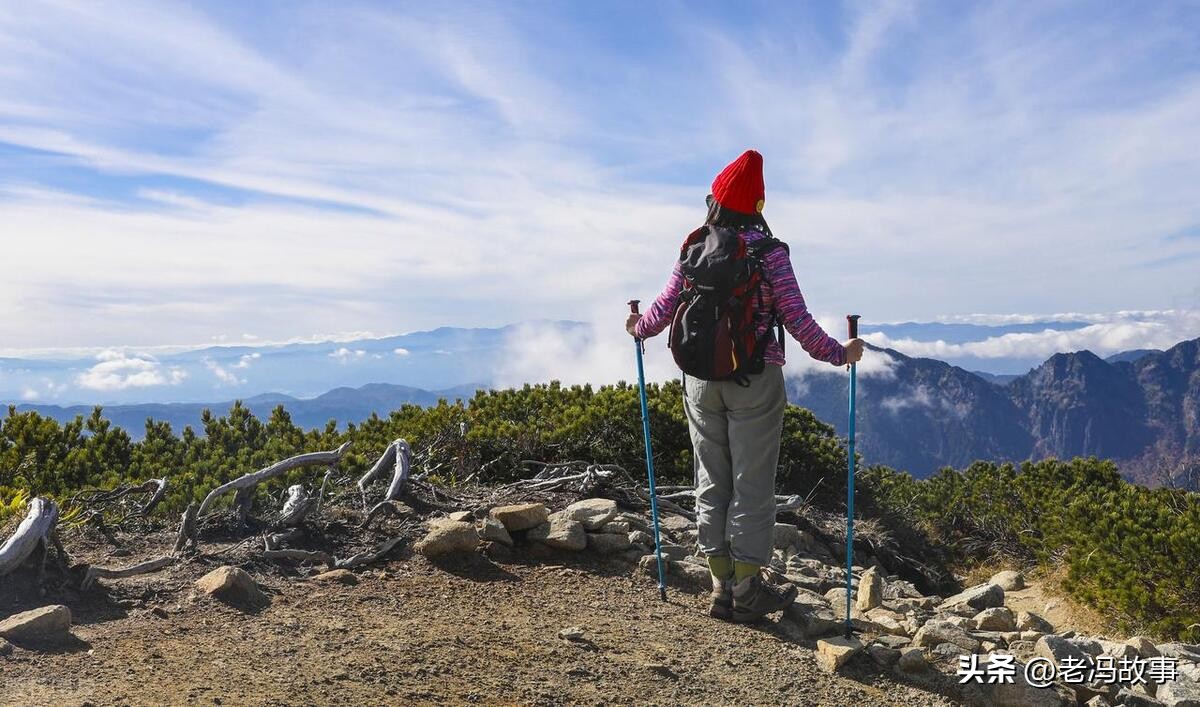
[683,364,786,567]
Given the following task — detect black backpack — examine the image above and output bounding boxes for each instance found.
[668,225,788,383]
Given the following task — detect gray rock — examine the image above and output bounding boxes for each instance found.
[989,570,1025,591]
[600,520,631,535]
[868,644,901,667]
[1069,636,1104,656]
[1035,634,1090,666]
[1158,679,1200,706]
[895,646,929,673]
[1158,643,1200,664]
[969,655,1071,707]
[659,543,690,561]
[0,638,12,656]
[194,566,268,607]
[856,566,884,612]
[559,626,586,642]
[773,523,801,550]
[660,515,693,533]
[974,606,1016,631]
[1008,640,1037,661]
[480,517,513,547]
[528,518,587,551]
[556,498,618,531]
[587,531,631,555]
[447,510,472,522]
[930,642,963,662]
[784,603,842,639]
[940,583,1005,615]
[1114,687,1165,707]
[912,620,981,652]
[416,519,480,557]
[628,530,653,547]
[489,503,549,531]
[875,635,912,649]
[815,636,862,673]
[1017,610,1055,633]
[1126,636,1160,658]
[0,605,71,644]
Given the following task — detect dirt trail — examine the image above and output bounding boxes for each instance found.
[1,546,965,706]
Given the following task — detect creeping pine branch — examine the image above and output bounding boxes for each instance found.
[197,442,351,516]
[0,497,59,578]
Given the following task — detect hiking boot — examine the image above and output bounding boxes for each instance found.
[709,576,733,621]
[731,571,798,623]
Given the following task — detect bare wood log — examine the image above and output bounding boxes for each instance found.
[361,500,412,530]
[0,497,59,577]
[140,477,169,515]
[335,535,404,569]
[81,556,174,590]
[315,469,332,514]
[264,528,303,551]
[173,503,198,555]
[263,548,335,569]
[198,441,351,516]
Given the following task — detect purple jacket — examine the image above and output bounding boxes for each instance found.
[634,229,846,367]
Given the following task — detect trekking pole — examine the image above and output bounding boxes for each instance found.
[629,299,668,602]
[844,314,860,638]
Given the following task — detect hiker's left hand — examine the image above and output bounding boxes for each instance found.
[626,313,641,337]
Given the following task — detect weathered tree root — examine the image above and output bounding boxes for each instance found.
[198,442,351,516]
[277,484,315,528]
[335,535,405,569]
[0,497,59,577]
[263,547,334,570]
[261,534,405,571]
[140,477,169,516]
[173,503,199,555]
[361,500,413,530]
[81,555,174,590]
[357,439,411,508]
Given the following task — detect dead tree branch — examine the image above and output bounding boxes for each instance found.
[0,497,59,577]
[198,442,351,516]
[81,555,174,590]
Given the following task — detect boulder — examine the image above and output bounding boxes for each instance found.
[970,655,1071,707]
[773,523,801,550]
[1007,640,1037,662]
[600,520,631,535]
[310,569,357,585]
[1095,638,1138,660]
[628,530,653,547]
[940,583,1005,614]
[489,503,549,532]
[864,607,909,637]
[1069,636,1104,656]
[974,607,1017,632]
[1126,636,1160,658]
[0,605,71,644]
[815,636,862,673]
[1159,680,1200,707]
[1035,634,1090,666]
[868,644,901,667]
[895,647,930,674]
[529,518,587,551]
[1017,611,1055,633]
[195,566,268,607]
[415,519,480,557]
[989,570,1025,591]
[1114,687,1165,707]
[0,638,12,656]
[556,498,618,531]
[447,510,472,522]
[912,620,982,652]
[856,566,884,612]
[660,515,693,533]
[875,635,912,649]
[587,532,631,555]
[480,517,514,547]
[785,603,842,639]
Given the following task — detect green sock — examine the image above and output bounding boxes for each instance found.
[734,561,760,583]
[707,555,733,581]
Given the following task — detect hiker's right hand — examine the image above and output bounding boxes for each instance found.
[843,338,865,364]
[626,313,641,337]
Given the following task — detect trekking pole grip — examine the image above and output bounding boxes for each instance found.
[847,314,860,339]
[629,299,641,315]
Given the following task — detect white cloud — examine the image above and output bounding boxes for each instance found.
[865,310,1200,361]
[204,358,244,386]
[329,347,366,363]
[233,352,261,368]
[75,351,187,391]
[393,348,410,356]
[20,388,38,401]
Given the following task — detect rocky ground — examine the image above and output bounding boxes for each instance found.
[2,496,1199,706]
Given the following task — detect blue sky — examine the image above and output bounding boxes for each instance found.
[1,0,1199,357]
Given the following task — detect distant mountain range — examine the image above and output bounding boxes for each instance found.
[11,338,1199,485]
[789,338,1198,480]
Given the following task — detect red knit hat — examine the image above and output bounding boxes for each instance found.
[711,149,765,215]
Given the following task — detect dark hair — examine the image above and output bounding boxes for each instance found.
[704,194,775,238]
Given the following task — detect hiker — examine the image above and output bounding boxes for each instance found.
[625,150,864,622]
